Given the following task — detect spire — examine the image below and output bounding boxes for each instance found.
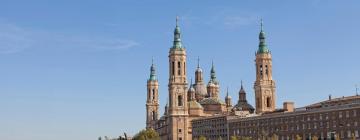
[190,78,193,87]
[226,87,231,98]
[172,16,183,49]
[239,80,246,101]
[240,80,244,90]
[197,56,200,68]
[164,97,169,115]
[210,60,216,80]
[188,78,196,101]
[257,19,269,54]
[149,57,157,81]
[260,19,263,32]
[195,56,204,84]
[176,16,179,27]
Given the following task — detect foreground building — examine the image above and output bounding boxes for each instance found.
[192,96,360,140]
[145,17,359,140]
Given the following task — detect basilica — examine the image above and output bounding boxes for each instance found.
[145,17,276,140]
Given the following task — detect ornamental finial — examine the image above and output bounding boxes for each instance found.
[241,80,244,90]
[176,16,179,27]
[197,56,200,68]
[226,86,229,96]
[151,57,154,65]
[260,18,263,31]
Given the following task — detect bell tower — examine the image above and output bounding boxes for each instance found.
[254,20,276,114]
[146,59,159,128]
[168,17,189,140]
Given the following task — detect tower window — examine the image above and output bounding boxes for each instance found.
[172,61,175,75]
[152,89,155,100]
[266,97,271,108]
[178,95,183,106]
[178,62,181,75]
[265,65,268,75]
[260,65,263,76]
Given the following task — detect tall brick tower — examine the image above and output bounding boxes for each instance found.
[146,59,159,128]
[254,20,276,114]
[168,17,189,140]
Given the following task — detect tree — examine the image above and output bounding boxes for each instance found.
[241,137,252,140]
[352,133,356,140]
[295,135,302,140]
[230,136,238,140]
[199,135,207,140]
[132,128,160,140]
[335,134,340,140]
[271,134,278,140]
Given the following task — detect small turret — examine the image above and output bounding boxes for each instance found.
[233,81,255,114]
[239,81,246,101]
[193,57,207,101]
[188,79,196,101]
[195,57,204,83]
[225,87,232,110]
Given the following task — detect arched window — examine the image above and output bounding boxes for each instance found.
[260,65,263,76]
[178,95,183,106]
[148,89,151,100]
[178,62,181,75]
[267,97,271,108]
[265,65,268,75]
[152,89,155,100]
[172,61,175,75]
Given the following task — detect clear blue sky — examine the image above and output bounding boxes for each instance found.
[1,0,359,140]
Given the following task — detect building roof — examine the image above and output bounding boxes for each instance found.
[232,101,255,113]
[199,97,225,105]
[305,95,360,110]
[188,101,203,109]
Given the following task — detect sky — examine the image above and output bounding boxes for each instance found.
[1,0,360,140]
